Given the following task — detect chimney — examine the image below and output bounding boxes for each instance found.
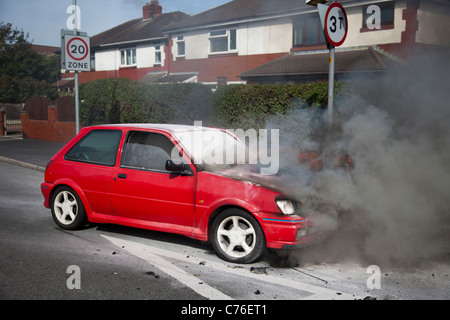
[143,0,162,20]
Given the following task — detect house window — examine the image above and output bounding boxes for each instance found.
[362,1,395,30]
[120,48,136,67]
[209,29,237,54]
[155,45,162,65]
[176,35,185,57]
[293,16,325,47]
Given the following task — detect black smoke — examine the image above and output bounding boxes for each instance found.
[271,47,450,267]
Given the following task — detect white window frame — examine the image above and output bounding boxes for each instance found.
[176,35,185,57]
[154,45,162,65]
[293,16,325,47]
[120,48,137,67]
[209,29,237,55]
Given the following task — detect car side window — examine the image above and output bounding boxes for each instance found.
[65,130,122,166]
[121,131,185,172]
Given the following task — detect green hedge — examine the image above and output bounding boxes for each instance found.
[79,79,212,126]
[79,78,350,144]
[211,83,332,129]
[211,82,349,144]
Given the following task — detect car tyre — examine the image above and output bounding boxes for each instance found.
[211,208,266,264]
[51,186,87,230]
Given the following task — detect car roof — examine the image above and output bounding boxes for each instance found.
[92,123,225,133]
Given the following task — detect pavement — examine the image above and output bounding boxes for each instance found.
[0,134,66,172]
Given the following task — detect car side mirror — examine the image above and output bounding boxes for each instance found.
[165,160,186,172]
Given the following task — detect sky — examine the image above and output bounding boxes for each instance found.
[0,0,230,47]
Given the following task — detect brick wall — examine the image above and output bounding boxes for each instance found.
[0,111,5,136]
[79,66,167,85]
[379,0,420,59]
[168,37,287,82]
[171,52,287,82]
[21,104,76,143]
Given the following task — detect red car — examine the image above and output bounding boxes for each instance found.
[41,124,315,263]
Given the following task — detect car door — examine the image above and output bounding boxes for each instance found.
[110,130,196,228]
[63,129,123,215]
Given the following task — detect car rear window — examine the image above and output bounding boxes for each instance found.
[65,129,122,166]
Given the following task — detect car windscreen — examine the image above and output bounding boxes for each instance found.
[173,129,255,171]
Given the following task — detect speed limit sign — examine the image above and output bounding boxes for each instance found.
[324,2,348,47]
[64,34,91,71]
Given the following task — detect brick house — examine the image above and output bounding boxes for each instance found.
[73,1,188,85]
[164,0,450,85]
[72,0,449,87]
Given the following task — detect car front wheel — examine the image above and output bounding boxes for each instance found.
[51,186,87,230]
[211,208,266,264]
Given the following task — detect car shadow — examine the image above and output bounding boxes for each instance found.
[90,223,319,266]
[93,223,214,253]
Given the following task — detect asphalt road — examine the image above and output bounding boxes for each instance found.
[0,155,449,303]
[0,160,204,300]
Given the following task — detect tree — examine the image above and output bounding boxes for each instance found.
[0,22,60,103]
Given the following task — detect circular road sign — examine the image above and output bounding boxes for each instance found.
[66,37,89,61]
[324,2,348,47]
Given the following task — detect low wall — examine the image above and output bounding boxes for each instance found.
[0,111,4,136]
[21,105,76,143]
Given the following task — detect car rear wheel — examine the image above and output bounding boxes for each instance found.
[51,186,87,230]
[211,208,266,264]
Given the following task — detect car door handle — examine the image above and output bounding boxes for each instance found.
[117,173,127,179]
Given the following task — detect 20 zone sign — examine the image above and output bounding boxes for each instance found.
[64,35,91,71]
[324,2,348,47]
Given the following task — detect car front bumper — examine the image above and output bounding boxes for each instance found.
[256,213,321,249]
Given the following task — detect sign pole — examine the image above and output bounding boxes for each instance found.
[328,46,335,127]
[62,1,89,134]
[74,73,80,134]
[322,2,348,128]
[73,0,80,134]
[309,0,348,166]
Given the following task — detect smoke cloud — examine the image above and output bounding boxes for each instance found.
[271,47,450,267]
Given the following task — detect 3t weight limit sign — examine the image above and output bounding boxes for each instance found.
[324,2,348,47]
[64,35,91,71]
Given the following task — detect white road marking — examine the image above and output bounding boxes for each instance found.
[102,235,232,300]
[102,234,359,300]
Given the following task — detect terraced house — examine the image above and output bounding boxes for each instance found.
[76,1,188,84]
[73,0,450,87]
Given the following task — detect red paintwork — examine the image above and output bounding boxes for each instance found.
[41,125,316,250]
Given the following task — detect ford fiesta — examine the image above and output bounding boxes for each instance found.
[41,124,316,263]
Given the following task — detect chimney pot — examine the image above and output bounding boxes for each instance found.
[143,0,162,20]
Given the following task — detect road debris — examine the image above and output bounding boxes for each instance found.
[145,271,160,279]
[250,267,268,275]
[291,267,328,284]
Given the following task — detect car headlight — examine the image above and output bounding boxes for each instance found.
[276,200,295,215]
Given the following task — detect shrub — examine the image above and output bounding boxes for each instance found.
[211,82,344,128]
[79,78,132,125]
[79,79,212,126]
[79,77,350,145]
[211,82,350,145]
[137,82,212,125]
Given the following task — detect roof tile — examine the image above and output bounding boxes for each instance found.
[91,12,189,47]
